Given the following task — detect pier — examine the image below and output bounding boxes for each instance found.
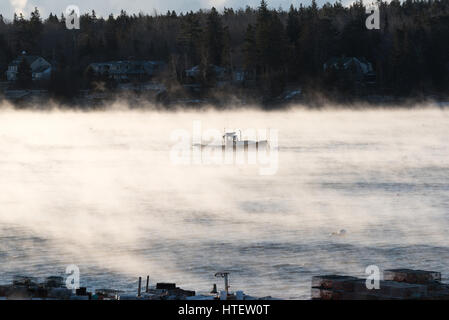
[312,269,449,300]
[1,268,448,300]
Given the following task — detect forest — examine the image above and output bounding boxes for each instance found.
[0,0,448,105]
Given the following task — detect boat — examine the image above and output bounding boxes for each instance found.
[193,130,269,151]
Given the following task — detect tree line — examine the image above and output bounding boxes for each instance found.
[0,0,448,102]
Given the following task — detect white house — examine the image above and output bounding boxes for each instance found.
[6,53,52,81]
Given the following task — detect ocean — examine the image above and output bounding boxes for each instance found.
[0,106,448,299]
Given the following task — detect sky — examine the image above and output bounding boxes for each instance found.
[1,0,353,20]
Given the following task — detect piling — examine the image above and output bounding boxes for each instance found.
[146,276,149,293]
[137,277,142,297]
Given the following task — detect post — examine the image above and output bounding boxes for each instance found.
[224,273,229,295]
[138,277,142,297]
[146,276,149,293]
[215,272,230,296]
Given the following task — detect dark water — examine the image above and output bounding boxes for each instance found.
[0,109,448,299]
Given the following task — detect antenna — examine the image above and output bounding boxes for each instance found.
[215,272,230,296]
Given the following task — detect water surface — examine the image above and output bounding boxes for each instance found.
[0,108,448,299]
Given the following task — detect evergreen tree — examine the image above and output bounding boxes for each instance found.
[30,7,43,39]
[177,12,202,67]
[0,0,448,100]
[286,5,300,44]
[204,7,225,66]
[253,0,288,95]
[243,24,257,75]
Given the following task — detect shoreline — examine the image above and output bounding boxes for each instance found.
[2,268,448,300]
[0,95,448,111]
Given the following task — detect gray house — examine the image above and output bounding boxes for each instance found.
[324,57,376,83]
[185,65,227,81]
[87,60,166,81]
[6,53,52,81]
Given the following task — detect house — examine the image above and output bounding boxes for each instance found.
[185,65,227,81]
[87,60,165,81]
[6,52,52,81]
[144,61,166,77]
[3,89,49,102]
[232,70,246,82]
[323,57,376,83]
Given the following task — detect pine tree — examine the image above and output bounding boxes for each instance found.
[30,7,43,35]
[252,0,288,95]
[46,13,59,24]
[243,24,257,75]
[286,5,300,44]
[255,0,272,74]
[177,12,202,67]
[204,7,225,66]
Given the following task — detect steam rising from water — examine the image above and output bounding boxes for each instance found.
[0,104,448,298]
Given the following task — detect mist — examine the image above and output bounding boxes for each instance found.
[0,103,448,299]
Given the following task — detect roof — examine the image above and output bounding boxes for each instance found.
[32,65,51,73]
[9,55,41,67]
[4,90,31,99]
[186,65,226,76]
[88,60,165,75]
[324,57,373,74]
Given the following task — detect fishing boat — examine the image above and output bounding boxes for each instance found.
[193,130,269,151]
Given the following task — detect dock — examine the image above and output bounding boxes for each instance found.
[1,268,447,300]
[312,269,449,300]
[0,273,276,300]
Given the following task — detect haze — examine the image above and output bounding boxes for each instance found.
[0,103,448,298]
